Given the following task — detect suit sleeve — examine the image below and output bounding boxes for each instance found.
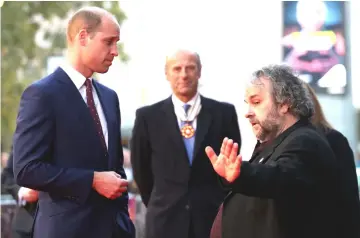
[130,108,153,207]
[12,83,94,204]
[1,151,21,201]
[114,93,135,238]
[231,134,329,199]
[227,105,241,150]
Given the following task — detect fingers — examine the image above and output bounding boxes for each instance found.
[109,188,126,200]
[119,179,129,187]
[113,185,127,198]
[113,172,121,178]
[118,179,128,192]
[230,143,239,163]
[224,139,233,158]
[205,146,218,165]
[220,137,228,155]
[110,193,122,199]
[119,186,127,192]
[109,179,128,199]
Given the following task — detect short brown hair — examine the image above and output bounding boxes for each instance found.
[66,7,108,43]
[304,83,333,130]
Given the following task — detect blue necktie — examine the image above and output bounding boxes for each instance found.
[181,104,195,165]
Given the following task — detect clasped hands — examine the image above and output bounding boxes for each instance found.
[205,137,242,183]
[92,171,129,200]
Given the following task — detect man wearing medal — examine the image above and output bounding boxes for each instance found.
[131,49,241,238]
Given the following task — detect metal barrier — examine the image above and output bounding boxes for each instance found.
[0,194,146,238]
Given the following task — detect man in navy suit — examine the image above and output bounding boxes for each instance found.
[12,6,135,238]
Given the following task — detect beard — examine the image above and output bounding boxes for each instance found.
[252,107,281,142]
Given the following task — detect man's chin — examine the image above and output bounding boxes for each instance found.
[253,131,265,142]
[252,127,260,136]
[96,67,110,74]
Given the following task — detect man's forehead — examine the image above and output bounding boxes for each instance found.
[245,83,272,100]
[166,57,197,69]
[246,77,272,91]
[99,16,120,33]
[245,85,263,97]
[167,53,196,62]
[169,60,196,66]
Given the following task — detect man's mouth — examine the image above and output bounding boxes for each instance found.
[250,122,257,126]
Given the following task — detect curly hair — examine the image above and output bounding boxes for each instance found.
[251,64,314,119]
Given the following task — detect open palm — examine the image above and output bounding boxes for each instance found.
[205,138,242,183]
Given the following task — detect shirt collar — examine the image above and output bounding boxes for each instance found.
[60,62,91,90]
[171,92,199,110]
[250,118,311,162]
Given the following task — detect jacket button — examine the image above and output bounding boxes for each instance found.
[185,204,190,210]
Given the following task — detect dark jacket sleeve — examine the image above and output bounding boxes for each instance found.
[13,83,94,204]
[231,133,334,199]
[130,108,153,207]
[226,104,241,150]
[1,151,21,200]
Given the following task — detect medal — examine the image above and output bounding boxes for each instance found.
[181,123,195,138]
[173,94,201,139]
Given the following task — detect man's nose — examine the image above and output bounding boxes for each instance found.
[179,68,188,78]
[245,106,254,118]
[111,44,119,57]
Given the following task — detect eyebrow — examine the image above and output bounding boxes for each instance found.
[244,94,260,103]
[104,36,119,40]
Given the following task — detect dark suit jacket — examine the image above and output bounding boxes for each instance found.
[321,128,360,238]
[221,119,342,238]
[1,151,36,236]
[12,67,134,238]
[131,96,241,238]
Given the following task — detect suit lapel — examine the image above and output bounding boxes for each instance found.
[92,80,116,169]
[161,97,189,161]
[193,96,212,161]
[53,67,95,129]
[161,96,213,165]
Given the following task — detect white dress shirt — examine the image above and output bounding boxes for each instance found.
[171,93,200,130]
[60,63,108,149]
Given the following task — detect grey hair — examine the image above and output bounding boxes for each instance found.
[250,64,314,119]
[165,49,202,70]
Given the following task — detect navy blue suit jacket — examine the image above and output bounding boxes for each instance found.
[12,67,135,238]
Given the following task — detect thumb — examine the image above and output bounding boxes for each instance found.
[113,172,121,178]
[205,146,218,165]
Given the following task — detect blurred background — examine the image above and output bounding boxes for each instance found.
[1,1,359,237]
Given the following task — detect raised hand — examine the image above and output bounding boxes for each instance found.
[205,137,242,183]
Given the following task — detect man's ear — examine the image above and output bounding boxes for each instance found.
[279,103,289,114]
[78,29,88,46]
[164,65,170,81]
